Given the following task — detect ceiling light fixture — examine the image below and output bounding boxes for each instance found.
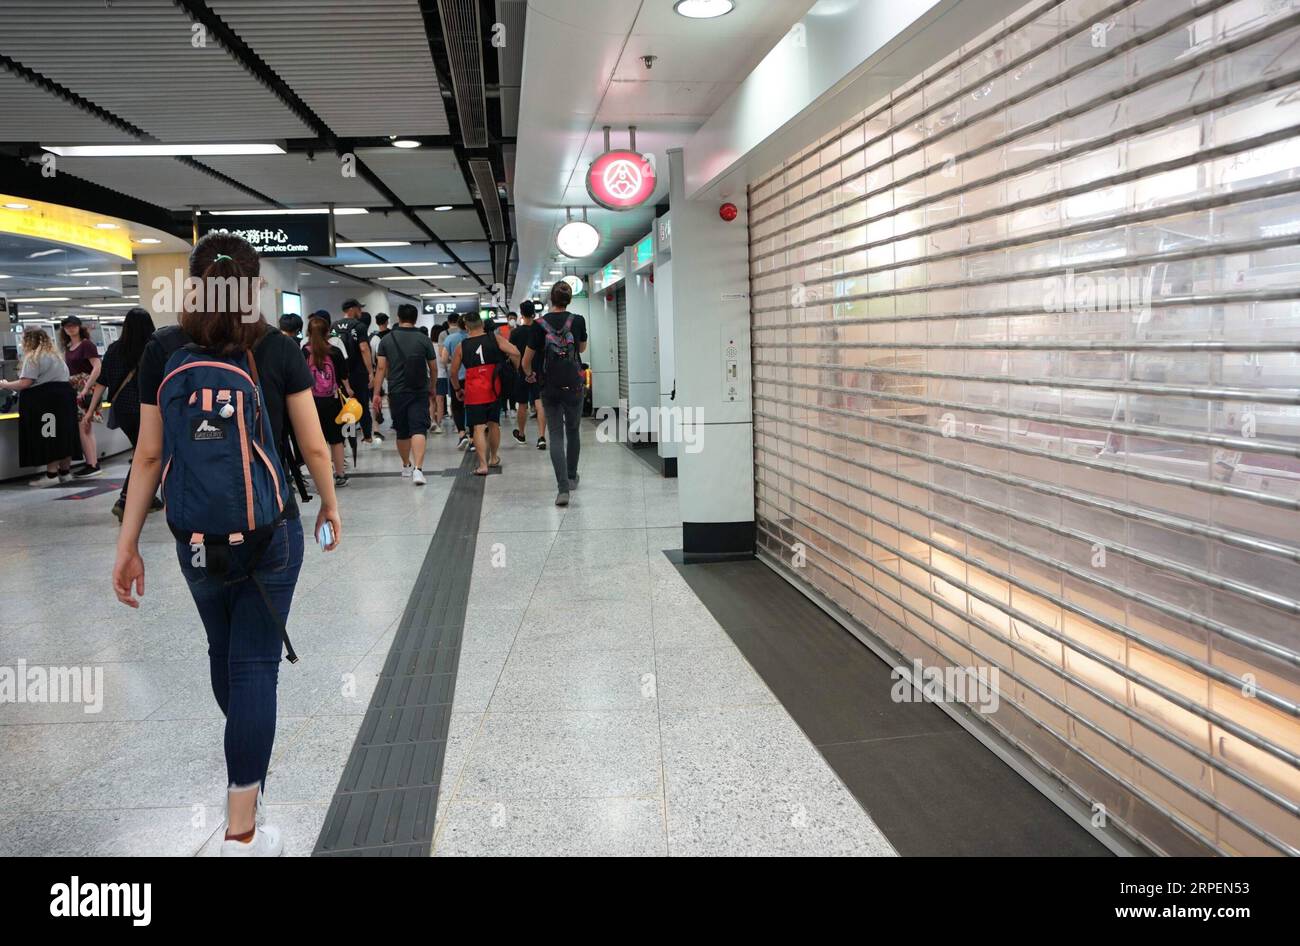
[673,0,735,18]
[72,270,137,277]
[94,222,119,230]
[39,286,108,292]
[433,205,453,212]
[556,219,600,258]
[3,202,30,210]
[136,238,162,245]
[86,302,138,308]
[205,208,368,216]
[391,139,421,149]
[42,143,286,157]
[336,241,410,248]
[343,262,443,269]
[11,296,70,302]
[378,275,455,281]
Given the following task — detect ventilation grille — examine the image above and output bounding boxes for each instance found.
[470,157,506,242]
[437,0,487,148]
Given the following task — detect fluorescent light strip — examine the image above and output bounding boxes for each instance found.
[378,275,455,281]
[86,302,140,308]
[343,262,443,269]
[39,286,108,292]
[206,207,368,216]
[43,143,285,157]
[69,270,137,277]
[336,241,410,248]
[11,296,70,302]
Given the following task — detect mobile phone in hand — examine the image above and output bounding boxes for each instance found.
[317,522,334,549]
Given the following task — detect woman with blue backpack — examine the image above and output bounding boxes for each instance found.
[111,232,343,857]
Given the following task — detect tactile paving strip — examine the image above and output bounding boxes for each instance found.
[313,451,484,856]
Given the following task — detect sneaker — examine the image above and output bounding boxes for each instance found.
[432,424,445,435]
[537,437,547,450]
[58,471,73,484]
[401,464,414,478]
[73,464,102,479]
[28,473,64,488]
[457,436,470,450]
[511,429,525,445]
[569,475,580,490]
[555,490,570,507]
[333,474,350,488]
[366,438,382,449]
[220,824,283,858]
[111,499,125,521]
[412,469,426,487]
[372,432,385,442]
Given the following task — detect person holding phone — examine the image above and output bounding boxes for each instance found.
[112,232,343,858]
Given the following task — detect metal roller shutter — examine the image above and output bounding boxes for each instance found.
[616,285,629,402]
[748,0,1300,856]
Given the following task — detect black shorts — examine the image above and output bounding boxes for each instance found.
[314,396,344,445]
[464,401,501,428]
[390,390,431,439]
[516,379,541,404]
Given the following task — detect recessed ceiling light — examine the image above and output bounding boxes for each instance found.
[0,275,9,279]
[3,202,29,210]
[94,222,119,230]
[336,241,410,248]
[673,0,734,17]
[42,143,286,157]
[136,237,162,244]
[330,280,340,284]
[391,139,421,149]
[433,205,453,212]
[39,286,108,292]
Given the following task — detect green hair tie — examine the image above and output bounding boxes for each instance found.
[214,253,233,262]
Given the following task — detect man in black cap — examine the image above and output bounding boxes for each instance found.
[334,299,378,445]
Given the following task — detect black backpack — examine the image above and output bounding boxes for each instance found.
[540,314,583,397]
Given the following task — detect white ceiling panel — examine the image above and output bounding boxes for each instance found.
[208,0,448,137]
[358,148,472,206]
[201,154,388,205]
[330,213,428,242]
[55,156,269,210]
[417,209,486,241]
[0,0,314,140]
[0,70,137,143]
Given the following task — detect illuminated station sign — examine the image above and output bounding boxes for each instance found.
[586,150,657,211]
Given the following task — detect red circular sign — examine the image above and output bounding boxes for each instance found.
[586,150,657,211]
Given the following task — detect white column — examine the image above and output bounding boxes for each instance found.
[583,277,618,412]
[625,254,658,442]
[667,147,754,560]
[653,215,676,474]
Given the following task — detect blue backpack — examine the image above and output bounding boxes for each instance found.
[158,335,298,661]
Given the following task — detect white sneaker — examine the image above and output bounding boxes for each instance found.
[412,468,427,486]
[28,474,64,488]
[220,824,283,857]
[432,425,445,435]
[366,438,382,449]
[401,464,413,478]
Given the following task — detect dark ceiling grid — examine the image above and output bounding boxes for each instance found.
[173,0,488,296]
[419,0,519,301]
[0,49,415,303]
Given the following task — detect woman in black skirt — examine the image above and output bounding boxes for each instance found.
[0,329,78,486]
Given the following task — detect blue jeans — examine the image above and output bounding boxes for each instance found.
[177,518,304,788]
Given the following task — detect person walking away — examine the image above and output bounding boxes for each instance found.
[372,304,438,486]
[60,315,104,478]
[523,280,587,506]
[442,315,469,449]
[333,301,378,448]
[451,313,521,476]
[0,329,77,487]
[510,300,546,448]
[82,307,163,520]
[369,313,390,426]
[112,231,342,857]
[431,320,450,434]
[304,313,354,488]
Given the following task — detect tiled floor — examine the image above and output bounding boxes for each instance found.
[430,423,895,857]
[0,422,456,857]
[0,414,894,857]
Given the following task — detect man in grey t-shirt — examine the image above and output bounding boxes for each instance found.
[372,304,438,484]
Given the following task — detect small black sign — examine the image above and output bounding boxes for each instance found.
[196,214,332,257]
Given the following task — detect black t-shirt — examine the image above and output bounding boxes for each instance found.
[139,324,313,457]
[508,324,533,359]
[332,318,369,385]
[99,339,141,421]
[527,311,587,383]
[460,332,506,368]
